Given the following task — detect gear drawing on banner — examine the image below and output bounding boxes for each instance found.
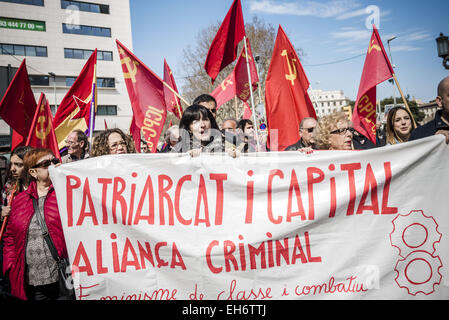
[394,251,443,296]
[389,210,443,296]
[390,210,442,258]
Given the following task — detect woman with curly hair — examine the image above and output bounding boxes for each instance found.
[385,106,416,145]
[90,128,136,157]
[315,111,355,150]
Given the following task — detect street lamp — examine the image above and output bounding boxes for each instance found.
[48,72,57,113]
[387,36,397,107]
[436,33,449,69]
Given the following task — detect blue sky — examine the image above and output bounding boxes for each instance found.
[130,0,449,103]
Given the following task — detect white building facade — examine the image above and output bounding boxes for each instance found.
[308,89,351,117]
[0,0,133,148]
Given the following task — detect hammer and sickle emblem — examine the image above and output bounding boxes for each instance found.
[241,51,252,61]
[368,40,381,54]
[35,114,51,145]
[281,50,297,86]
[120,55,139,83]
[221,78,234,91]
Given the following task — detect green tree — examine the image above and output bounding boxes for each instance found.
[379,95,425,123]
[177,17,303,125]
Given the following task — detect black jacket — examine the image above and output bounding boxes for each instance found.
[285,139,308,151]
[409,110,449,141]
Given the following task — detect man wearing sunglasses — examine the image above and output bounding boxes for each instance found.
[285,117,317,151]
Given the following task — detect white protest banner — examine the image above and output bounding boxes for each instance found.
[49,135,449,300]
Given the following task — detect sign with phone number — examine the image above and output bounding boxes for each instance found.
[0,17,45,32]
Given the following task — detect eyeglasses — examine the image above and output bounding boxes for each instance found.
[330,127,355,135]
[301,127,315,133]
[32,158,60,169]
[109,141,127,150]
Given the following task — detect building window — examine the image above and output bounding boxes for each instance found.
[65,77,115,88]
[0,43,47,57]
[0,0,44,6]
[64,48,113,61]
[62,23,111,37]
[97,50,112,61]
[97,105,117,115]
[97,77,115,88]
[65,77,76,87]
[50,105,58,116]
[29,75,49,86]
[61,0,109,14]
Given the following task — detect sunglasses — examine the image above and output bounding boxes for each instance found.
[301,127,315,133]
[32,158,60,169]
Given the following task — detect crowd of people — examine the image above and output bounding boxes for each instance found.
[0,76,447,301]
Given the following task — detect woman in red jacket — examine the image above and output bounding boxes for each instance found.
[2,148,71,300]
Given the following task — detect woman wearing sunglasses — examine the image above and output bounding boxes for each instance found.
[2,148,72,300]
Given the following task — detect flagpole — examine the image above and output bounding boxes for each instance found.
[254,56,266,124]
[88,82,96,147]
[392,73,417,128]
[162,81,190,106]
[243,36,261,152]
[308,84,320,112]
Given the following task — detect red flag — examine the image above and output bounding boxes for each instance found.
[0,59,37,150]
[210,71,236,108]
[353,25,394,143]
[211,38,258,108]
[129,115,141,153]
[117,40,167,153]
[204,0,245,83]
[104,119,108,130]
[242,101,252,120]
[234,38,259,102]
[265,25,316,151]
[26,93,61,161]
[54,50,97,149]
[163,59,183,119]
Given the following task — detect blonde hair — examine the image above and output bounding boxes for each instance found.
[315,111,351,150]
